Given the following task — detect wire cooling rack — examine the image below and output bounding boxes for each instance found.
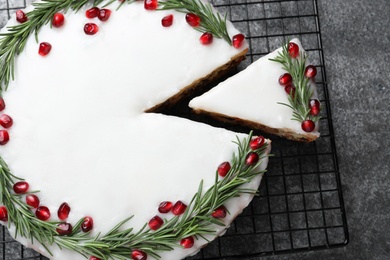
[0,0,348,259]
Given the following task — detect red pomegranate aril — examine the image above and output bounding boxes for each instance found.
[84,23,99,35]
[309,99,321,116]
[180,236,194,248]
[16,10,28,23]
[0,97,5,111]
[288,42,299,58]
[245,152,259,166]
[284,85,296,98]
[56,222,73,236]
[144,0,158,10]
[81,216,94,232]
[131,250,147,260]
[86,7,100,19]
[232,33,245,49]
[89,257,101,260]
[0,130,9,145]
[301,119,315,132]
[200,32,213,45]
[211,205,227,219]
[250,136,265,150]
[305,65,317,78]
[13,181,29,194]
[278,73,292,86]
[186,13,201,27]
[52,13,65,28]
[0,206,8,222]
[148,215,164,230]
[158,201,173,213]
[26,194,40,208]
[217,161,231,177]
[172,201,187,215]
[38,42,52,56]
[58,202,71,220]
[98,9,112,21]
[0,114,13,128]
[36,206,51,221]
[161,14,173,27]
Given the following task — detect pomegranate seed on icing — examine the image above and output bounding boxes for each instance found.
[158,201,173,213]
[36,206,51,221]
[250,136,265,150]
[0,206,8,222]
[86,7,100,19]
[81,216,94,232]
[232,34,245,49]
[288,42,299,58]
[131,249,147,260]
[284,84,296,98]
[217,162,231,177]
[200,32,213,45]
[0,114,13,128]
[84,23,99,35]
[180,236,194,248]
[52,13,65,28]
[185,13,201,27]
[172,201,187,215]
[305,65,317,78]
[148,215,164,230]
[161,14,173,27]
[13,181,29,194]
[144,0,158,10]
[38,42,52,56]
[98,9,112,21]
[301,119,315,132]
[0,97,5,111]
[245,152,259,166]
[56,222,73,236]
[309,99,321,116]
[16,10,28,23]
[58,202,71,220]
[26,194,40,208]
[211,205,227,219]
[90,257,101,260]
[0,130,9,145]
[278,73,292,86]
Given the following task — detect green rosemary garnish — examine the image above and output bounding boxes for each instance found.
[0,132,268,259]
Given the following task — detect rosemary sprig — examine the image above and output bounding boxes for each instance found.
[158,0,232,44]
[0,132,268,259]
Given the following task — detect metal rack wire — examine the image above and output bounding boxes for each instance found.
[0,0,348,259]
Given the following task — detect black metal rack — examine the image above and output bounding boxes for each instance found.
[0,0,348,259]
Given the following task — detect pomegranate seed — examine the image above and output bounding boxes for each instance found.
[84,23,99,35]
[288,42,299,58]
[56,222,73,236]
[86,7,100,19]
[0,130,9,145]
[36,206,51,221]
[58,202,71,220]
[144,0,158,10]
[158,201,173,213]
[305,65,317,78]
[185,13,201,27]
[180,236,194,248]
[0,114,13,128]
[161,14,173,27]
[148,215,164,230]
[301,119,315,132]
[0,97,5,111]
[232,33,245,49]
[278,73,292,86]
[211,205,227,219]
[26,194,40,208]
[52,13,65,28]
[309,99,321,116]
[98,9,112,21]
[217,162,231,177]
[200,32,213,45]
[13,181,29,194]
[250,136,265,150]
[245,152,259,166]
[16,10,28,23]
[81,216,94,232]
[90,257,101,260]
[0,206,8,222]
[284,85,296,98]
[172,201,187,215]
[38,42,52,56]
[131,250,147,260]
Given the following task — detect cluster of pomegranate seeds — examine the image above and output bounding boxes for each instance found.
[0,97,12,145]
[0,206,8,222]
[84,7,112,36]
[58,202,71,220]
[161,14,174,27]
[36,206,51,221]
[158,201,173,213]
[217,161,231,177]
[211,205,227,219]
[232,33,245,49]
[131,249,147,260]
[148,215,164,230]
[52,13,65,28]
[81,216,94,232]
[200,32,213,45]
[288,42,300,58]
[144,0,158,10]
[180,236,195,248]
[84,23,99,35]
[186,13,201,27]
[16,10,28,23]
[301,119,315,133]
[38,42,52,56]
[172,200,187,215]
[56,222,73,236]
[26,194,40,208]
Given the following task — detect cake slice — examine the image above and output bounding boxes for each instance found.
[189,39,321,142]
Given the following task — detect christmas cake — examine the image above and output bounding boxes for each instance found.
[0,1,271,260]
[190,38,321,142]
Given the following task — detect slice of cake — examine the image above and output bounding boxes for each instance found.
[0,1,270,260]
[189,39,321,142]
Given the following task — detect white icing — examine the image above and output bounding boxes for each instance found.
[0,1,270,260]
[189,38,320,136]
